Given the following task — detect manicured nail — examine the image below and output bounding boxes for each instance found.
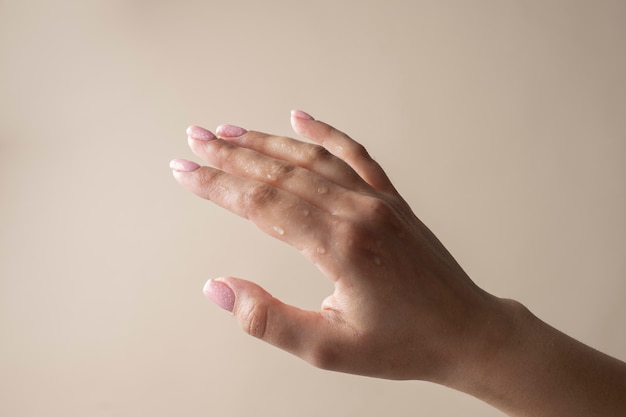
[291,109,314,121]
[170,158,201,172]
[186,125,216,141]
[203,279,235,312]
[216,124,247,138]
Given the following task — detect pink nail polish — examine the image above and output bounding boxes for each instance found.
[291,109,314,121]
[203,279,235,312]
[170,159,201,172]
[186,125,216,141]
[216,124,247,138]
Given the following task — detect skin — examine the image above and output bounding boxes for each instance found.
[171,110,626,416]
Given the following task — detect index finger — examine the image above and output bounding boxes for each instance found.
[290,110,396,193]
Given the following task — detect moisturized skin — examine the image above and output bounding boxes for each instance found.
[171,110,626,417]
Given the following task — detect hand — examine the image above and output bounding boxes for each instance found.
[171,110,626,416]
[170,110,508,382]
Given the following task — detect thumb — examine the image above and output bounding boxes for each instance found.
[203,277,331,365]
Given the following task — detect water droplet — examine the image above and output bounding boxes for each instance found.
[273,226,285,236]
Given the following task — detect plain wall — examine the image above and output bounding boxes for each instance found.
[1,1,625,416]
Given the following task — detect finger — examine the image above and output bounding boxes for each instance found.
[185,129,355,213]
[170,161,339,264]
[290,110,396,192]
[213,125,373,194]
[203,277,338,367]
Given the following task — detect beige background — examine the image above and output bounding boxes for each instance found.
[1,1,625,416]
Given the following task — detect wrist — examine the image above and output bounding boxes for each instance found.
[436,295,532,407]
[441,295,626,417]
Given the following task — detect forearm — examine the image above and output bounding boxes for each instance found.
[448,299,626,417]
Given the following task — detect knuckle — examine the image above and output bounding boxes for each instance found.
[203,139,237,171]
[199,170,226,197]
[268,160,296,181]
[336,196,403,243]
[343,142,370,161]
[215,139,236,161]
[238,302,268,340]
[195,167,216,186]
[363,196,396,221]
[361,196,404,233]
[355,195,397,224]
[242,182,277,210]
[303,144,333,163]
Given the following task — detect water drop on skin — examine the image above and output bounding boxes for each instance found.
[273,226,285,236]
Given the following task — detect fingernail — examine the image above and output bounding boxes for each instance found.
[203,279,235,312]
[216,124,247,138]
[291,109,314,121]
[186,125,216,141]
[170,158,201,172]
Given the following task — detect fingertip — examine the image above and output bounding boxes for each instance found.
[203,278,236,312]
[290,110,315,137]
[187,125,216,141]
[170,158,201,172]
[290,109,315,121]
[216,124,247,138]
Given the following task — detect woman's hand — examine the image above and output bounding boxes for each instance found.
[170,110,508,383]
[171,110,626,416]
